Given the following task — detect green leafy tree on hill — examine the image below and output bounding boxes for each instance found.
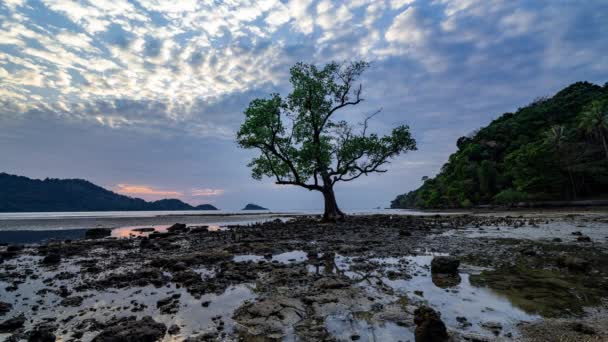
[579,99,608,161]
[391,81,608,209]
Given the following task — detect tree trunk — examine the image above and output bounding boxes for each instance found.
[600,129,608,161]
[567,168,577,200]
[322,187,344,222]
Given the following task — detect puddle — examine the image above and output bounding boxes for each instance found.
[441,219,608,242]
[233,250,308,264]
[325,313,415,342]
[386,256,539,337]
[0,255,255,341]
[315,253,540,340]
[111,217,293,239]
[111,224,229,238]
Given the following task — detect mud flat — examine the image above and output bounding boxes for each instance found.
[1,213,607,341]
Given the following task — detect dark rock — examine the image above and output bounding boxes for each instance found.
[85,228,111,239]
[571,322,595,335]
[552,238,562,242]
[157,295,180,314]
[0,313,26,333]
[167,223,187,232]
[576,235,591,242]
[314,277,350,289]
[6,245,23,252]
[430,256,460,274]
[168,324,180,335]
[571,231,583,236]
[399,230,412,237]
[557,256,590,272]
[132,228,155,233]
[92,316,166,342]
[27,324,56,342]
[0,301,12,316]
[413,306,448,342]
[148,232,176,239]
[481,321,502,335]
[60,296,83,307]
[41,254,61,265]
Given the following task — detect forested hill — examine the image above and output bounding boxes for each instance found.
[0,173,218,212]
[392,81,608,209]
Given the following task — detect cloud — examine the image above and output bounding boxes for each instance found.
[115,184,182,197]
[1,0,607,144]
[385,7,428,45]
[191,188,225,196]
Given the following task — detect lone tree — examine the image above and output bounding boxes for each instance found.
[237,61,417,221]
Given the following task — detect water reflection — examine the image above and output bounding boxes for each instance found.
[110,224,228,238]
[384,256,540,338]
[431,273,462,288]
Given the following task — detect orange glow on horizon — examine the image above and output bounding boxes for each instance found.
[115,184,182,197]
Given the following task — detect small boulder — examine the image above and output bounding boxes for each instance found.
[431,256,460,275]
[0,313,26,333]
[576,235,591,242]
[85,228,112,239]
[0,301,12,316]
[41,254,61,265]
[414,306,448,342]
[28,324,56,342]
[167,223,188,232]
[481,321,502,335]
[60,296,83,307]
[168,324,180,335]
[399,230,412,237]
[571,322,595,335]
[557,256,590,272]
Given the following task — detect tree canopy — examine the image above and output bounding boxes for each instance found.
[392,81,608,209]
[237,61,416,220]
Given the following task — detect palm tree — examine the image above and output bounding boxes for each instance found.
[545,125,577,199]
[546,125,566,150]
[579,99,608,161]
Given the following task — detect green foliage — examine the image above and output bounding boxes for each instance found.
[493,189,528,205]
[391,81,608,208]
[237,61,417,193]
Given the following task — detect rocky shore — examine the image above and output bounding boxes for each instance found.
[1,213,607,341]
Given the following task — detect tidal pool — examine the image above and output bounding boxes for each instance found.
[0,255,255,341]
[233,250,308,264]
[441,218,608,242]
[313,253,540,341]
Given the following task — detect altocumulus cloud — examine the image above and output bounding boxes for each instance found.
[1,0,608,209]
[192,189,225,197]
[1,0,605,139]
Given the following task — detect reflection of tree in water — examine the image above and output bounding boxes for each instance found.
[432,273,462,288]
[307,251,343,275]
[324,251,336,274]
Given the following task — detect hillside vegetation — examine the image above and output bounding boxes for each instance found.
[0,173,218,212]
[392,81,608,208]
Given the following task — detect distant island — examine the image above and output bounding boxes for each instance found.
[0,173,219,212]
[242,203,268,210]
[392,81,608,209]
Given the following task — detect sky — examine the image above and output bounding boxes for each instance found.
[1,0,607,211]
